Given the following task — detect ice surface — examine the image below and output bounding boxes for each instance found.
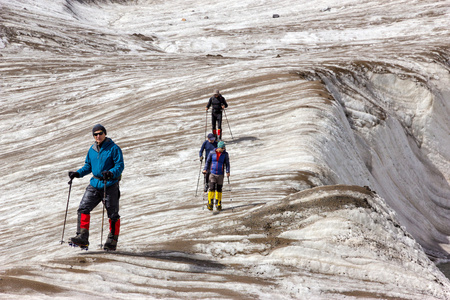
[1,0,450,299]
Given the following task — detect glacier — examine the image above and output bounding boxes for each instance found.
[0,0,449,299]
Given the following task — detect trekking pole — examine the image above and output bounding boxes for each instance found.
[195,159,202,196]
[223,109,234,140]
[60,178,73,244]
[100,179,107,249]
[228,176,233,212]
[204,109,208,140]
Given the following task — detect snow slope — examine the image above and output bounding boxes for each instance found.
[1,0,450,299]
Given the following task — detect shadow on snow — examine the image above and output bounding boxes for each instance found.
[83,249,227,272]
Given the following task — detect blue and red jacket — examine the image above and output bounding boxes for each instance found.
[77,138,124,189]
[204,149,230,175]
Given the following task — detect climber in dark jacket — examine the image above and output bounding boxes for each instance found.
[206,89,228,140]
[199,133,218,192]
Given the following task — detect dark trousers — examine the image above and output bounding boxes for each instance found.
[78,182,121,222]
[211,112,223,131]
[204,171,211,186]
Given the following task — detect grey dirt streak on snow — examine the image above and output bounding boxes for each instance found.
[1,0,450,299]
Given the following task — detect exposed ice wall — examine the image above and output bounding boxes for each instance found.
[296,61,450,256]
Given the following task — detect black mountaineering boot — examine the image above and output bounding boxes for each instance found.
[70,228,89,249]
[103,233,118,251]
[104,219,120,251]
[69,213,90,249]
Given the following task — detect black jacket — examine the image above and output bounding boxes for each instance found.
[207,95,228,113]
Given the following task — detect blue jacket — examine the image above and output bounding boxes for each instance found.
[199,140,218,159]
[77,138,124,189]
[204,149,230,175]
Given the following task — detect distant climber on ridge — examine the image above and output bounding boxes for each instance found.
[206,89,228,140]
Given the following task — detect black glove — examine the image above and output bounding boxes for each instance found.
[101,170,114,180]
[200,156,203,161]
[68,171,80,179]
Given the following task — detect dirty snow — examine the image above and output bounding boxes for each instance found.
[1,0,450,299]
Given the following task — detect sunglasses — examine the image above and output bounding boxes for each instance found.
[93,132,104,136]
